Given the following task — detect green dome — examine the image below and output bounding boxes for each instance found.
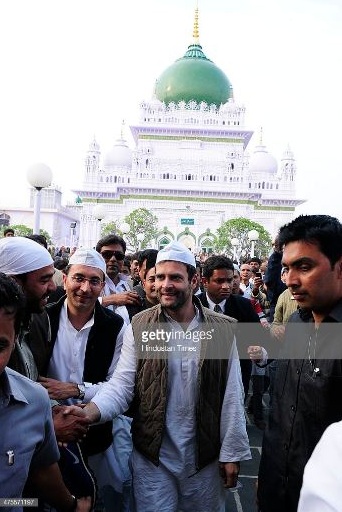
[155,44,231,107]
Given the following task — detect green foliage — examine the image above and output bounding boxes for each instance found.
[124,208,158,250]
[215,218,272,260]
[1,225,52,244]
[101,221,121,238]
[39,229,52,245]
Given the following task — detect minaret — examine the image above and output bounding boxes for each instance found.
[280,144,296,182]
[84,136,100,183]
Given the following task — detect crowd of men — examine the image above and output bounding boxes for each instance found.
[1,213,342,512]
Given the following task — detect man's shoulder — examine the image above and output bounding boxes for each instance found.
[131,304,160,323]
[6,367,50,403]
[229,294,252,307]
[201,305,238,325]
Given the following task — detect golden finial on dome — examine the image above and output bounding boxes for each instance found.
[193,3,200,44]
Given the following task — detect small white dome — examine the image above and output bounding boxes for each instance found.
[103,139,132,169]
[249,145,278,174]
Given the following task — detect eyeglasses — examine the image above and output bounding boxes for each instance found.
[100,250,125,261]
[70,275,104,288]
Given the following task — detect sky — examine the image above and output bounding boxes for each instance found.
[1,0,342,220]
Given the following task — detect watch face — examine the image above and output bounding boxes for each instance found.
[77,384,85,399]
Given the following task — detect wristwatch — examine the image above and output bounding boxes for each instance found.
[67,495,78,511]
[77,383,86,400]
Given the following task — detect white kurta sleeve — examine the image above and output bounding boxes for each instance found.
[91,324,137,422]
[219,337,251,462]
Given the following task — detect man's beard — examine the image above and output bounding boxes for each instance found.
[26,294,49,314]
[157,288,191,311]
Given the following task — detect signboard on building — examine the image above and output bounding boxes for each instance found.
[181,218,194,225]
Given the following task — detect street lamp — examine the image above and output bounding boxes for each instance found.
[93,204,106,244]
[137,232,144,250]
[120,222,130,251]
[247,229,259,257]
[121,222,130,236]
[27,163,53,234]
[93,204,106,222]
[231,237,239,262]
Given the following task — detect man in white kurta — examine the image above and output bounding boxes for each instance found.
[82,241,251,512]
[298,420,342,512]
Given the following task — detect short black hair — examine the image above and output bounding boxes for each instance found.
[0,273,26,335]
[202,255,234,279]
[279,214,342,268]
[3,228,14,236]
[138,249,159,268]
[143,251,158,278]
[96,234,126,254]
[123,257,131,267]
[25,234,48,249]
[247,257,261,265]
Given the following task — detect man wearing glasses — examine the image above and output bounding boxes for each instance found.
[36,248,125,506]
[96,234,141,310]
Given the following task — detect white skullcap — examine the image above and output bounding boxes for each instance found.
[0,237,53,275]
[69,248,106,274]
[156,241,196,268]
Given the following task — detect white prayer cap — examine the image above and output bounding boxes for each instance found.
[156,241,196,268]
[0,237,53,275]
[68,248,106,274]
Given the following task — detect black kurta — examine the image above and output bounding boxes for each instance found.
[258,300,342,512]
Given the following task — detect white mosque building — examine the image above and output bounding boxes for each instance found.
[74,8,305,251]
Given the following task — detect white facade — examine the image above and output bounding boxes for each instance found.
[75,97,303,250]
[74,15,304,251]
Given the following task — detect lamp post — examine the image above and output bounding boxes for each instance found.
[93,204,106,244]
[247,229,259,258]
[231,237,239,262]
[27,163,53,234]
[137,232,144,251]
[120,222,130,250]
[121,222,130,237]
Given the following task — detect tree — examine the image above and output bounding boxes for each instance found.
[123,208,158,251]
[100,220,121,238]
[214,218,272,261]
[0,225,52,244]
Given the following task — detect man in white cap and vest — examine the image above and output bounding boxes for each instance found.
[0,236,90,445]
[34,248,126,507]
[77,241,251,512]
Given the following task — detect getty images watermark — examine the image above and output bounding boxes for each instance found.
[134,321,342,361]
[140,328,214,353]
[134,320,236,360]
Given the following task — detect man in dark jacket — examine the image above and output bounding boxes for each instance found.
[199,254,267,408]
[35,248,125,504]
[263,236,286,322]
[258,214,342,512]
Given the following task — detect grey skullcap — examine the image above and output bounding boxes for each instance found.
[0,236,53,275]
[156,241,196,268]
[69,248,106,274]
